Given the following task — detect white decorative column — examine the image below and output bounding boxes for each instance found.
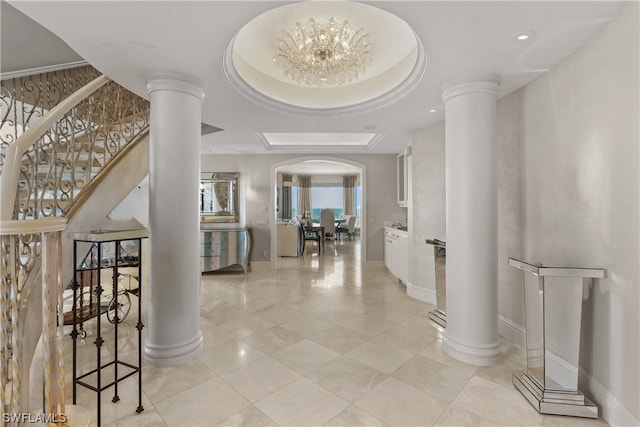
[441,74,501,366]
[145,75,204,365]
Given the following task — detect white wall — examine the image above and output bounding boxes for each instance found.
[409,3,638,424]
[518,3,638,423]
[201,153,403,262]
[109,175,149,226]
[409,123,445,300]
[495,90,525,340]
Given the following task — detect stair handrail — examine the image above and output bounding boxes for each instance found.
[0,75,110,221]
[0,72,149,422]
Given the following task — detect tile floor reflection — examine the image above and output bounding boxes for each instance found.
[59,239,610,426]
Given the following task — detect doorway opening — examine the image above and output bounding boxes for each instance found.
[270,156,366,263]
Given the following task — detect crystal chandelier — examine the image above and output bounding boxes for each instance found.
[273,17,372,87]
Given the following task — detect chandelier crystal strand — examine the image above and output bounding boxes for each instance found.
[274,17,372,87]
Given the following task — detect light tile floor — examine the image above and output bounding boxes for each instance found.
[59,240,610,426]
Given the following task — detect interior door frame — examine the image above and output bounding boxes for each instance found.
[270,156,366,262]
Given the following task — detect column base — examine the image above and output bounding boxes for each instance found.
[443,333,501,366]
[513,371,598,419]
[144,331,204,366]
[428,309,447,328]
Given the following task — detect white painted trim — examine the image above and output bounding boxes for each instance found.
[143,331,204,367]
[499,315,638,426]
[255,133,386,153]
[146,74,205,101]
[443,332,502,366]
[579,367,639,426]
[406,281,436,304]
[269,156,367,263]
[223,32,428,116]
[0,60,89,81]
[441,73,501,101]
[498,314,526,348]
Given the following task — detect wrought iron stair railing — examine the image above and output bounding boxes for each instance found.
[0,67,150,423]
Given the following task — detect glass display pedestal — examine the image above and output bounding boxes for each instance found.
[508,258,605,418]
[426,239,446,327]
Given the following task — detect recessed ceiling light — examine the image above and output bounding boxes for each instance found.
[512,31,534,41]
[429,109,437,113]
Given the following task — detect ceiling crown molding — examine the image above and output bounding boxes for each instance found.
[1,60,89,81]
[146,74,205,101]
[255,133,385,153]
[223,31,428,117]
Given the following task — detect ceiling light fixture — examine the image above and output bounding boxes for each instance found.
[273,17,373,87]
[512,30,534,41]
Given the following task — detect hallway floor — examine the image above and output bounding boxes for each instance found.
[63,240,609,426]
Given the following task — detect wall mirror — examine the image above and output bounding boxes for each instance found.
[200,172,239,223]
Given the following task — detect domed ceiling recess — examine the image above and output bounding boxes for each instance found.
[224,1,427,115]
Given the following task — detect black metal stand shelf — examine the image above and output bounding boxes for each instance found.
[69,224,148,427]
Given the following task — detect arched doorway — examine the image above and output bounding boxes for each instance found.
[270,156,366,262]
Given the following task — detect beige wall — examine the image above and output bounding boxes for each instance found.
[409,3,638,423]
[112,152,404,263]
[408,123,445,298]
[201,153,404,262]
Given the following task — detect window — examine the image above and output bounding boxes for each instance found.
[311,186,344,222]
[291,186,300,218]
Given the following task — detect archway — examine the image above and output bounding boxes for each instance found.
[270,156,366,263]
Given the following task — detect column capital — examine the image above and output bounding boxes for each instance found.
[441,73,501,103]
[146,73,205,101]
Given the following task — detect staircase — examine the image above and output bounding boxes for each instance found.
[0,66,150,423]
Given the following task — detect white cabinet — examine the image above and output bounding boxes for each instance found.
[384,227,408,284]
[384,228,396,276]
[395,232,409,283]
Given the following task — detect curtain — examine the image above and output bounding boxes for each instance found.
[343,175,356,215]
[282,174,292,219]
[299,175,312,217]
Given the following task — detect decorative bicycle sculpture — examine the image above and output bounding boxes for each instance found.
[63,240,140,338]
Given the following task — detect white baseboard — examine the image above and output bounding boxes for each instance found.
[579,367,639,426]
[498,314,526,348]
[498,315,638,426]
[406,281,436,304]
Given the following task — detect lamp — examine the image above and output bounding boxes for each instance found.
[273,17,372,87]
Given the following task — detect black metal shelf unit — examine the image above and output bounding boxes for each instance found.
[69,225,148,427]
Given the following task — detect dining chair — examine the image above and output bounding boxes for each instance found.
[336,215,357,240]
[303,226,322,254]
